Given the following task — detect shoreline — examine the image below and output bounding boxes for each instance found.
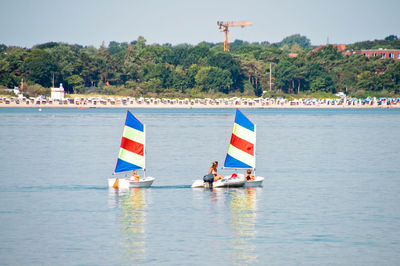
[1,96,399,109]
[1,102,399,109]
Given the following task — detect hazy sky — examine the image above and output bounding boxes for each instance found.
[1,0,399,48]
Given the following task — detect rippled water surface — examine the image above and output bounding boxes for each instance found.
[1,108,400,265]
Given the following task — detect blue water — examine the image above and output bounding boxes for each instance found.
[1,108,400,265]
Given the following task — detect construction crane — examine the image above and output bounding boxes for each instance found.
[217,21,252,51]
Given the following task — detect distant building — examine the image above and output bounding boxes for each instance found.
[288,53,298,58]
[345,49,400,60]
[51,83,65,100]
[312,44,400,60]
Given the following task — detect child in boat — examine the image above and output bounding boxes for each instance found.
[246,169,255,181]
[209,161,223,182]
[130,170,140,181]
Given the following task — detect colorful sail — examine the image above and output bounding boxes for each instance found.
[114,110,145,173]
[224,109,255,169]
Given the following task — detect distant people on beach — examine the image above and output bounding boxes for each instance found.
[1,95,399,108]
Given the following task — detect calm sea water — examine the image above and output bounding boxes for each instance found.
[1,108,400,265]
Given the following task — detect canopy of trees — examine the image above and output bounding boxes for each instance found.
[1,35,399,98]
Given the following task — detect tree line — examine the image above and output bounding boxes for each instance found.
[0,34,399,98]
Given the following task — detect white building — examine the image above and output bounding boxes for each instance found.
[51,83,65,100]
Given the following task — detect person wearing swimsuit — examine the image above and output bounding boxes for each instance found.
[209,161,223,182]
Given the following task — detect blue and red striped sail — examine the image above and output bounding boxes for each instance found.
[114,111,145,174]
[224,109,256,169]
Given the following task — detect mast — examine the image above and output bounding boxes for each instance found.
[143,124,146,179]
[254,124,256,176]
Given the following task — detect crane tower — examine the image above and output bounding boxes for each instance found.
[217,21,252,51]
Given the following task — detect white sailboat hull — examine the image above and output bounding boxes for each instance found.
[244,176,264,187]
[191,179,206,188]
[214,175,246,187]
[191,174,246,188]
[108,176,155,189]
[192,174,264,188]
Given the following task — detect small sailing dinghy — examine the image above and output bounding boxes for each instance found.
[108,110,155,189]
[192,109,263,188]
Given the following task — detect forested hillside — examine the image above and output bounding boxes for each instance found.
[1,34,399,98]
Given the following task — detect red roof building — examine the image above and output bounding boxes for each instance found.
[312,44,347,52]
[312,44,400,60]
[348,49,400,60]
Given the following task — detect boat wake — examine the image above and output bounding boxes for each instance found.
[1,185,107,192]
[150,185,192,189]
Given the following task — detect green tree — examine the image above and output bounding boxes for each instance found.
[143,78,163,94]
[108,41,128,55]
[356,71,374,90]
[385,61,400,93]
[23,49,58,87]
[46,44,80,90]
[0,56,14,88]
[240,56,269,95]
[208,52,242,92]
[77,51,99,88]
[274,59,300,93]
[310,76,333,92]
[0,44,7,53]
[65,75,84,93]
[182,43,212,68]
[384,35,398,41]
[274,34,311,50]
[1,35,399,98]
[195,66,232,93]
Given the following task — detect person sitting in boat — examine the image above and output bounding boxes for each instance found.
[209,161,223,182]
[130,170,140,181]
[245,169,255,181]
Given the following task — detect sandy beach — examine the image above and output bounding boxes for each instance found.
[1,96,399,109]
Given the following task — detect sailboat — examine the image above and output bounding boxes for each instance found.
[223,109,264,187]
[108,110,155,189]
[192,109,264,188]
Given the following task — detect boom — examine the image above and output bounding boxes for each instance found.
[217,21,252,51]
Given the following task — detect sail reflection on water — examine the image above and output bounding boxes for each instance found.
[230,187,260,265]
[109,188,148,264]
